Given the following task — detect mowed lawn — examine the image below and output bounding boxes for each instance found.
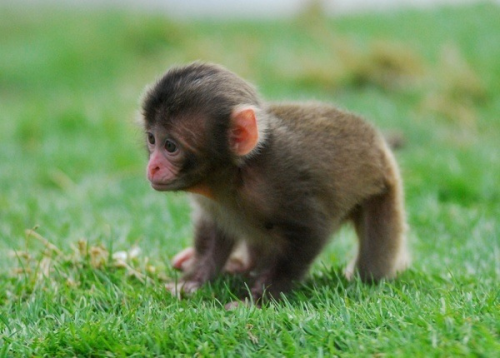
[0,3,498,356]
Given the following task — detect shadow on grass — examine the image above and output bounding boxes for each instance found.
[188,266,421,309]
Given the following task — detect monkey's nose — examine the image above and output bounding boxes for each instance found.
[148,166,160,179]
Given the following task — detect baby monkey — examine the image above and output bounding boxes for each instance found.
[142,62,409,303]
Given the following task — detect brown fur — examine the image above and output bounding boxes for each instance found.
[142,62,409,303]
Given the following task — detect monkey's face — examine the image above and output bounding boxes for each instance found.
[145,125,186,191]
[144,120,216,194]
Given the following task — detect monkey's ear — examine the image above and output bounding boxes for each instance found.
[229,106,259,156]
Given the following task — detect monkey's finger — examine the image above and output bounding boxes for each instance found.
[165,282,182,299]
[165,280,201,299]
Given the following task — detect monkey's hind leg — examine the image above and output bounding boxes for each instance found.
[347,180,410,282]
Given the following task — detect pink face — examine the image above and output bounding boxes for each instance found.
[146,127,183,191]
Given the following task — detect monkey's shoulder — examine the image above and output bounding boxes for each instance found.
[266,101,384,158]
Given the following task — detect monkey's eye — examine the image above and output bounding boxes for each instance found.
[147,133,155,145]
[165,139,178,153]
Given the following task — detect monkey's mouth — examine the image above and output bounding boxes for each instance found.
[150,182,173,191]
[150,180,186,192]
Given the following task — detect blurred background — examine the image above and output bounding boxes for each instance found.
[8,0,499,17]
[1,0,499,276]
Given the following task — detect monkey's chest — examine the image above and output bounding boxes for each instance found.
[196,197,281,245]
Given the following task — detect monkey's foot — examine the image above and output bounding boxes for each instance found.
[172,244,253,274]
[172,247,196,271]
[344,260,356,281]
[165,280,200,299]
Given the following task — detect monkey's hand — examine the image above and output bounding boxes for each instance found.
[165,280,201,299]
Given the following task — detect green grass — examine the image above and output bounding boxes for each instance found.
[1,3,499,356]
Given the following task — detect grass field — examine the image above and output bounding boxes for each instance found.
[0,2,499,356]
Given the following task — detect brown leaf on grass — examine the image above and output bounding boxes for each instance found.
[10,227,162,292]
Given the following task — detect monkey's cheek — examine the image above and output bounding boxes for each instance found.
[165,280,200,299]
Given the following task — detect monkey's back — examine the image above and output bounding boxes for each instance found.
[266,102,393,218]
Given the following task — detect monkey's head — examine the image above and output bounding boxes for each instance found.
[141,62,269,196]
